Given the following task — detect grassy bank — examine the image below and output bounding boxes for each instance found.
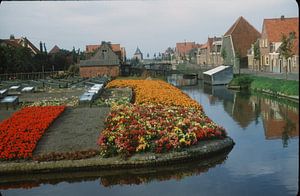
[229,74,299,96]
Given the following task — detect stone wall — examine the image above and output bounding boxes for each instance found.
[80,66,119,78]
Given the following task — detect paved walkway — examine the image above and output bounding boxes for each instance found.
[240,69,299,81]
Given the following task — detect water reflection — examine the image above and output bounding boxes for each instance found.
[167,74,198,87]
[0,149,231,189]
[184,81,299,147]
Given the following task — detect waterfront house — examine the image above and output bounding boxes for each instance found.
[259,16,299,73]
[197,38,213,65]
[197,37,223,66]
[175,41,198,63]
[221,16,261,73]
[80,41,120,78]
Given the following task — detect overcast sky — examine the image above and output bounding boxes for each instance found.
[0,0,298,57]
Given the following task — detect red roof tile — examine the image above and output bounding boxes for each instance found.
[263,17,299,54]
[224,16,261,57]
[86,44,121,53]
[176,42,196,55]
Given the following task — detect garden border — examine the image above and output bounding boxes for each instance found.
[0,137,234,175]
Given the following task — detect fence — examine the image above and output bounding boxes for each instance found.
[0,71,60,81]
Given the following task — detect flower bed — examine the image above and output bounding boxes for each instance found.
[99,80,227,157]
[0,106,66,160]
[106,80,202,110]
[98,103,226,157]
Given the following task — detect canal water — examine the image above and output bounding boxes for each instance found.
[1,75,299,196]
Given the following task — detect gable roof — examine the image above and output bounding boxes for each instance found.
[0,37,40,54]
[134,47,142,55]
[49,45,60,54]
[263,17,299,54]
[224,16,261,57]
[176,42,196,55]
[86,43,121,53]
[80,42,120,67]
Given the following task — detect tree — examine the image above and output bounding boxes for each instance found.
[279,32,296,80]
[221,48,227,65]
[253,40,260,71]
[235,52,241,75]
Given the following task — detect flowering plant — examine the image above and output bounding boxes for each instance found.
[99,79,227,157]
[0,106,66,160]
[98,103,226,157]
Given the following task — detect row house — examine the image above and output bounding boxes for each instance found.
[175,41,199,63]
[197,37,223,66]
[258,16,299,73]
[222,16,261,73]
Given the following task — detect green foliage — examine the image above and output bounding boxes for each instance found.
[279,32,296,59]
[229,75,254,88]
[221,48,227,60]
[253,40,260,60]
[0,45,37,73]
[230,75,299,96]
[251,76,299,96]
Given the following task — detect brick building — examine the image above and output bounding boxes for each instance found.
[222,16,261,72]
[80,42,120,78]
[259,16,299,73]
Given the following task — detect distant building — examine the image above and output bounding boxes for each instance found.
[197,38,213,65]
[210,37,223,66]
[80,41,120,78]
[132,46,143,61]
[85,43,126,63]
[175,41,198,63]
[222,16,261,72]
[49,45,60,54]
[259,16,299,73]
[0,35,40,55]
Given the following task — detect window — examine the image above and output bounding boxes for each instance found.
[265,39,268,47]
[269,43,275,52]
[265,56,269,65]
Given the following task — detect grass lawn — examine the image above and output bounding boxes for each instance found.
[229,74,299,96]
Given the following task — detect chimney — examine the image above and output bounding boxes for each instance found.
[281,15,285,20]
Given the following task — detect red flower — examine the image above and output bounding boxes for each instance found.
[0,106,66,160]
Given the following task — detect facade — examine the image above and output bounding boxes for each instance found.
[132,47,143,61]
[259,16,299,73]
[197,39,212,65]
[210,37,223,66]
[80,42,120,78]
[175,41,198,63]
[85,43,126,63]
[221,16,261,72]
[197,37,223,66]
[0,35,40,55]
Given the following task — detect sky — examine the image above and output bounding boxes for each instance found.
[0,0,298,57]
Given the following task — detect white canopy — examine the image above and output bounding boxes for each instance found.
[203,65,230,76]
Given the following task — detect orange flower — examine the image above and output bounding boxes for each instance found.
[107,80,202,110]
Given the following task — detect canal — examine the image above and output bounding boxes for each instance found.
[1,76,298,196]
